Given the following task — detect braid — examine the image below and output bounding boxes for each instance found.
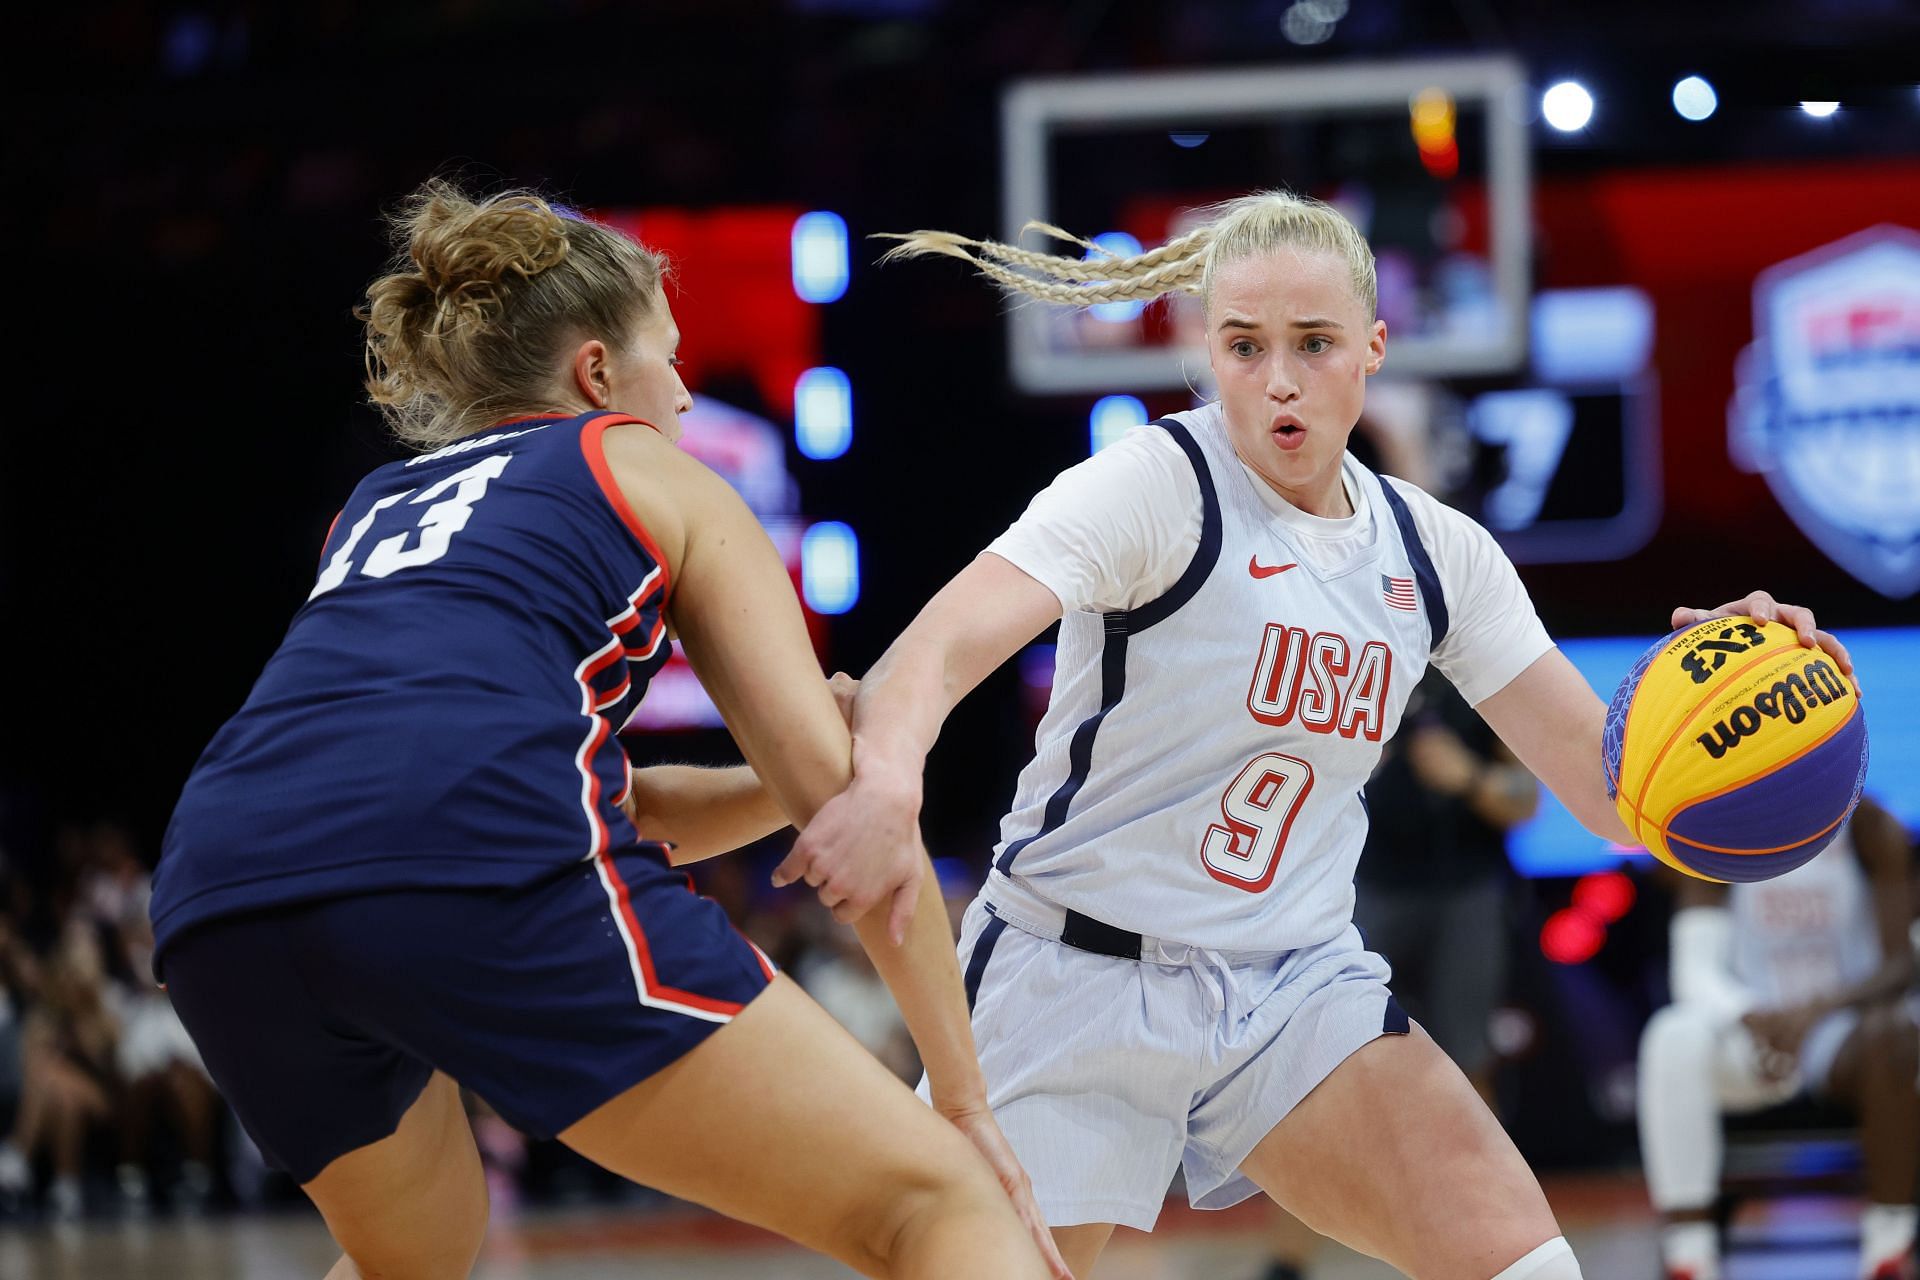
[876,222,1214,306]
[879,190,1378,321]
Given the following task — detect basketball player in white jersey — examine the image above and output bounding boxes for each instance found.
[1638,795,1917,1280]
[775,192,1858,1280]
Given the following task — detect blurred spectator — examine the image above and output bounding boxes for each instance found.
[0,917,117,1218]
[0,908,38,1165]
[80,822,218,1213]
[1636,796,1917,1280]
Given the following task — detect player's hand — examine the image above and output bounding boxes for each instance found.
[1406,724,1480,797]
[1742,1004,1822,1064]
[1670,591,1856,691]
[773,773,924,943]
[937,1100,1075,1280]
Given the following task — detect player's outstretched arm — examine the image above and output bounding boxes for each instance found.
[627,676,861,865]
[623,765,786,864]
[775,552,1063,914]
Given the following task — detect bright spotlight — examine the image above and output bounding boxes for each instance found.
[1541,81,1594,133]
[1089,395,1148,454]
[1799,100,1840,118]
[1671,75,1717,122]
[801,522,859,615]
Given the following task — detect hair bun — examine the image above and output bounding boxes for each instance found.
[407,187,572,322]
[358,178,668,452]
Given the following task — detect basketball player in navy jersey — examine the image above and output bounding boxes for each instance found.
[149,182,1063,1280]
[780,193,1856,1280]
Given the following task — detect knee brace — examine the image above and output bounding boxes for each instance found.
[1490,1236,1582,1280]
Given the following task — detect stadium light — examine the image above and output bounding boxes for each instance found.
[1671,75,1717,122]
[1541,81,1594,132]
[1090,395,1148,454]
[801,522,859,614]
[791,211,849,303]
[794,367,852,460]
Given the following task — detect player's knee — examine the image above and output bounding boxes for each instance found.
[851,1157,1007,1273]
[1490,1235,1583,1280]
[340,1196,487,1280]
[1639,1003,1713,1075]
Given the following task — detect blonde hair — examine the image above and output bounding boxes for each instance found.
[878,190,1376,320]
[359,180,668,450]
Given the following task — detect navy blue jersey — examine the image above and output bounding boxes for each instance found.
[152,410,675,956]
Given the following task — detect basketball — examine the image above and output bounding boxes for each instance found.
[1604,617,1868,882]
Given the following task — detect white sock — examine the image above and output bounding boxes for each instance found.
[1659,1221,1719,1280]
[1861,1202,1918,1277]
[1638,1005,1727,1210]
[1490,1237,1583,1279]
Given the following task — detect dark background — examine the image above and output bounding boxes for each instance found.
[3,0,1917,866]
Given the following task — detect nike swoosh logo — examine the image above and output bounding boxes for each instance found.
[1249,556,1299,579]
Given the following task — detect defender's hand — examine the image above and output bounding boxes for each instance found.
[773,775,923,943]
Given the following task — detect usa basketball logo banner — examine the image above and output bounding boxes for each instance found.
[1729,224,1920,599]
[1381,574,1417,611]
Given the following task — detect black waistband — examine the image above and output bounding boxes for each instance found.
[1060,909,1142,961]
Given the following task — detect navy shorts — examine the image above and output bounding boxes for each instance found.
[162,846,773,1184]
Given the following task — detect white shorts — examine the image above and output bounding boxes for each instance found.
[1716,1006,1863,1108]
[926,880,1405,1231]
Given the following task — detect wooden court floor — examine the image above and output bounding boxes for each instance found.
[1,1173,1870,1278]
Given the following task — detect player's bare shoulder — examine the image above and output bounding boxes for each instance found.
[596,421,713,577]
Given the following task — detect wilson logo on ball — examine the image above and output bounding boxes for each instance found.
[1694,656,1851,760]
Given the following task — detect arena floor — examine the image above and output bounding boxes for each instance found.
[0,1174,1873,1279]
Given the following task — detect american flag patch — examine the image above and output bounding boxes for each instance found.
[1382,574,1417,611]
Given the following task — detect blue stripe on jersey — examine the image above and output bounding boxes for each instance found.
[1126,422,1225,631]
[996,419,1224,876]
[1376,479,1450,652]
[996,616,1131,874]
[963,909,1010,1011]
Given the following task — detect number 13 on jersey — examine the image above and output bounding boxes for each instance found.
[310,455,513,599]
[1200,752,1314,893]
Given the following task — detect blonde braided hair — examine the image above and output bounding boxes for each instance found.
[878,190,1376,319]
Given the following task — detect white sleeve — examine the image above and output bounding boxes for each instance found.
[984,426,1202,614]
[1386,478,1555,705]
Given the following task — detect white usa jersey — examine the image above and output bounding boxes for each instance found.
[989,403,1553,951]
[1729,826,1877,1010]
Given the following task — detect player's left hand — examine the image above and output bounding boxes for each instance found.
[1670,591,1857,691]
[937,1100,1076,1279]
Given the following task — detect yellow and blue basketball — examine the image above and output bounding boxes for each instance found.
[1603,617,1868,883]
